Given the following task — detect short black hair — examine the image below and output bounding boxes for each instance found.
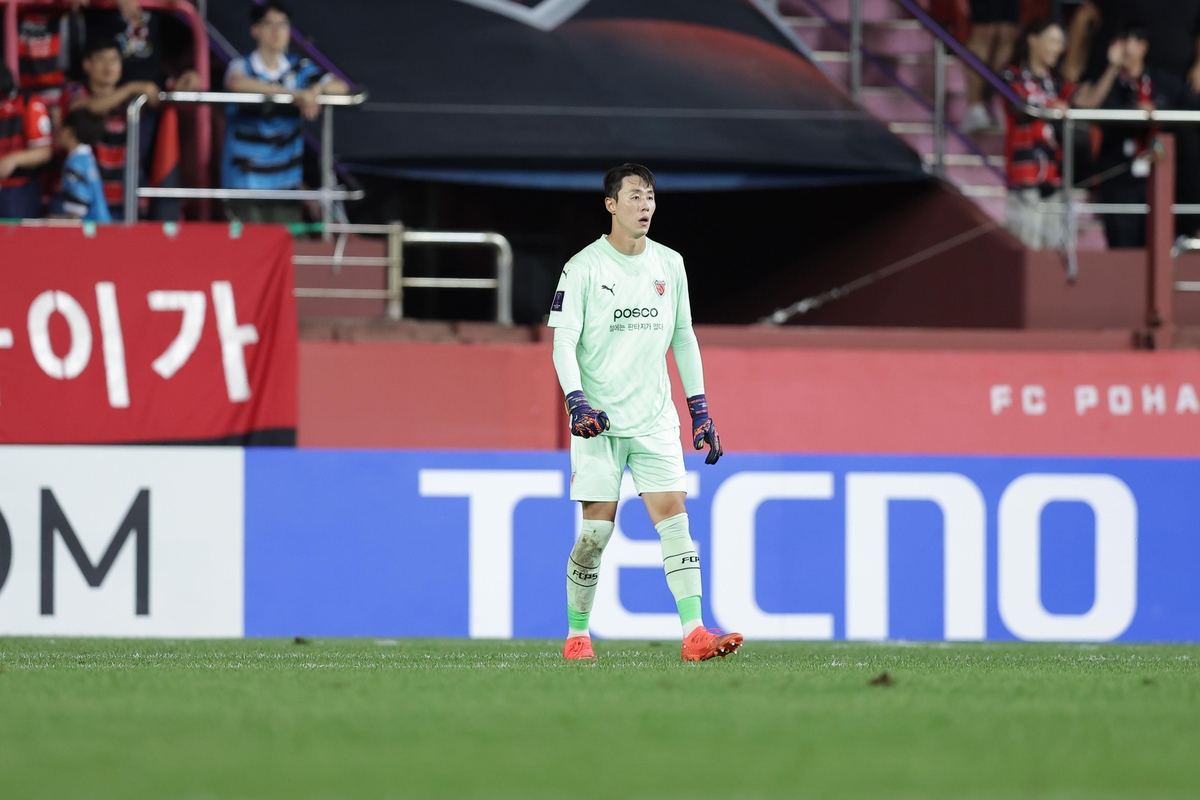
[1118,22,1150,42]
[252,1,290,24]
[83,36,121,60]
[0,64,14,99]
[63,108,106,147]
[604,163,655,200]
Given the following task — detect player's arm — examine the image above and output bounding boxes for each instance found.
[670,264,721,464]
[548,263,609,438]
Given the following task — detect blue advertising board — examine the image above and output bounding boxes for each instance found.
[244,451,1200,642]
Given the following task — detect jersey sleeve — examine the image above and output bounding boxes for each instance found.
[670,256,705,397]
[296,59,329,89]
[58,155,94,219]
[551,327,584,396]
[547,259,586,331]
[24,98,53,148]
[224,57,248,89]
[673,254,694,330]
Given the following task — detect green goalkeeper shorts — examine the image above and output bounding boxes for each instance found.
[569,426,687,501]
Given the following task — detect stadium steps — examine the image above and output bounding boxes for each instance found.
[778,0,1108,248]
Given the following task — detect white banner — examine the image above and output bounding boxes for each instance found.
[0,447,244,637]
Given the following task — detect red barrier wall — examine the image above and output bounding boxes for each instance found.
[299,340,1200,456]
[299,342,561,449]
[697,348,1200,457]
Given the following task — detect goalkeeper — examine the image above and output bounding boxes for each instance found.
[549,163,741,663]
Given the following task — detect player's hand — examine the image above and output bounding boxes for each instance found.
[565,390,609,438]
[687,394,722,465]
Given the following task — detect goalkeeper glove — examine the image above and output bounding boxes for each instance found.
[687,394,723,465]
[565,390,610,438]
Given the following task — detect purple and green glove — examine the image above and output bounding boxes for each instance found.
[687,394,723,465]
[565,390,610,438]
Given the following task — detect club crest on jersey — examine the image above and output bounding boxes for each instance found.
[654,280,666,296]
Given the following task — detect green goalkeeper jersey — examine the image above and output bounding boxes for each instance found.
[548,235,695,437]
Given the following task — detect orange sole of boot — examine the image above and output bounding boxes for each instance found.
[682,633,744,662]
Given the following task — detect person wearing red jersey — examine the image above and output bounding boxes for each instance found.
[15,2,85,120]
[1002,18,1119,249]
[0,65,53,219]
[64,36,160,220]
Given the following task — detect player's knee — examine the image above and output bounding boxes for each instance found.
[573,515,615,565]
[572,531,610,565]
[645,494,687,522]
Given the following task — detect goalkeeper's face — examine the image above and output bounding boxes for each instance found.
[606,178,656,239]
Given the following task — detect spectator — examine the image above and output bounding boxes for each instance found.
[1089,27,1182,248]
[52,108,111,223]
[0,64,54,219]
[14,0,86,123]
[1064,0,1200,235]
[81,0,202,91]
[221,0,349,224]
[961,0,1020,133]
[1001,18,1119,249]
[65,36,160,221]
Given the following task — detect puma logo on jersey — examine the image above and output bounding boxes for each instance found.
[601,284,616,295]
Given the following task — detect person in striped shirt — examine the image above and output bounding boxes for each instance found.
[1001,18,1123,249]
[53,108,111,223]
[0,64,53,219]
[64,36,160,221]
[221,0,349,224]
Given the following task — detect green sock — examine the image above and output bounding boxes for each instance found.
[677,596,704,636]
[568,606,590,638]
[655,513,705,636]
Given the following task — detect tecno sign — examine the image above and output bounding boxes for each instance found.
[416,468,1138,642]
[0,447,244,637]
[991,383,1200,416]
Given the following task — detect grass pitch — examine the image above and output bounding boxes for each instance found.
[1,639,1198,799]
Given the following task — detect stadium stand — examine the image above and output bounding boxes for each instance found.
[4,0,1200,336]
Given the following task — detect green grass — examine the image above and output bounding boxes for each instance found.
[1,639,1198,799]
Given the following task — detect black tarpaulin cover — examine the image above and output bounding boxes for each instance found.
[278,0,922,182]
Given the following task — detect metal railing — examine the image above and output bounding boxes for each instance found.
[804,0,1014,182]
[1175,237,1200,293]
[125,90,367,230]
[293,223,514,324]
[1014,108,1200,281]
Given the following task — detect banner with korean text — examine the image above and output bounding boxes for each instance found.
[0,224,297,444]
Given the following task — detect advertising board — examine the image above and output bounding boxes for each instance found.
[4,447,1192,642]
[244,450,1200,642]
[0,447,244,637]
